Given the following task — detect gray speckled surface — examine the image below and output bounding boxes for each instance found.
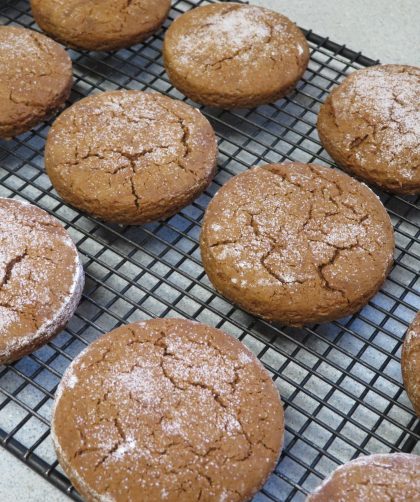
[253,0,420,65]
[1,0,418,501]
[0,448,68,501]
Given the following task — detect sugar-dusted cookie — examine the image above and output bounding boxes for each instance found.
[52,318,284,501]
[0,198,84,364]
[0,26,72,139]
[201,163,394,326]
[46,90,217,224]
[163,3,309,108]
[318,65,420,194]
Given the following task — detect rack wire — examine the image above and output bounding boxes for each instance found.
[0,0,419,500]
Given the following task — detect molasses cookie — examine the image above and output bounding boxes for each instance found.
[163,3,309,108]
[45,90,217,224]
[52,318,284,502]
[317,65,420,195]
[402,311,420,416]
[0,26,72,139]
[30,0,171,51]
[200,163,394,326]
[306,453,420,501]
[0,198,84,364]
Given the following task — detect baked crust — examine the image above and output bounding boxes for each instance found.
[45,90,217,224]
[163,3,309,108]
[0,198,84,364]
[306,453,420,501]
[52,318,284,502]
[30,0,171,51]
[317,65,420,195]
[200,163,395,326]
[402,311,420,416]
[0,26,72,139]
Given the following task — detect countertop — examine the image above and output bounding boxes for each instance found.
[253,0,419,65]
[1,0,419,501]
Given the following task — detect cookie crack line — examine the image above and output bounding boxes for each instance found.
[202,164,394,327]
[28,31,53,58]
[0,250,28,290]
[55,98,201,182]
[202,19,274,71]
[209,180,371,293]
[68,334,269,483]
[326,67,420,182]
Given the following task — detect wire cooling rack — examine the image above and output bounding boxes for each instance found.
[1,0,419,500]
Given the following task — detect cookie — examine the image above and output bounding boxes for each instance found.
[45,90,217,225]
[317,65,420,195]
[52,318,284,502]
[402,311,420,416]
[0,26,72,139]
[30,0,171,51]
[0,199,84,364]
[200,163,395,326]
[163,3,309,108]
[306,453,420,501]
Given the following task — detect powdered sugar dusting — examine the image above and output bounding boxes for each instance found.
[238,351,253,365]
[52,319,283,501]
[202,164,394,323]
[176,6,271,66]
[112,364,170,407]
[308,453,420,500]
[169,4,306,76]
[50,91,213,173]
[0,198,84,362]
[333,65,420,184]
[113,434,137,461]
[405,328,419,346]
[0,26,71,131]
[0,27,50,61]
[47,90,217,217]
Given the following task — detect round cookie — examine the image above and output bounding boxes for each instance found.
[0,26,72,139]
[306,453,420,501]
[30,0,171,51]
[45,90,217,225]
[0,198,84,364]
[163,3,309,108]
[317,65,420,195]
[402,311,420,416]
[52,318,284,502]
[200,163,395,326]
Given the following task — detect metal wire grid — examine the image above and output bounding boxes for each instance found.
[0,0,419,500]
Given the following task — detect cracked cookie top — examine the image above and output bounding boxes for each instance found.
[0,198,84,364]
[0,26,72,139]
[45,90,217,224]
[200,163,394,326]
[402,311,420,416]
[163,3,309,108]
[30,0,171,51]
[52,318,284,502]
[317,65,420,194]
[306,453,420,501]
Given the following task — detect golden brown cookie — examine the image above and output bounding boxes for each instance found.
[30,0,171,51]
[317,65,420,195]
[0,198,84,364]
[200,163,395,326]
[306,453,420,501]
[45,90,217,224]
[0,26,72,139]
[52,318,284,502]
[402,311,420,416]
[163,3,309,108]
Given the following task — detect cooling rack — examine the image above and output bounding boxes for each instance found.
[0,0,419,501]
